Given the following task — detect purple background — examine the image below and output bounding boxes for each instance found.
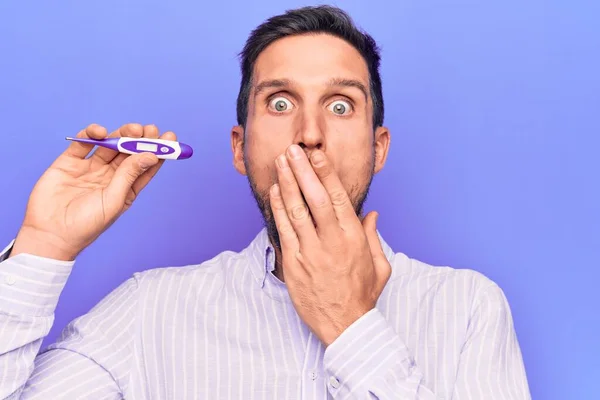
[1,1,598,398]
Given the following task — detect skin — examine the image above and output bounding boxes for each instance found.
[230,33,393,346]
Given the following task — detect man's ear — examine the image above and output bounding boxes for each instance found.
[373,126,391,174]
[231,125,247,175]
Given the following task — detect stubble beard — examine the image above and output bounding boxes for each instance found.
[243,155,375,254]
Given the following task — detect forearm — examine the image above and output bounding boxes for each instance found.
[0,314,49,399]
[0,241,142,399]
[322,296,530,400]
[0,243,75,398]
[323,308,439,399]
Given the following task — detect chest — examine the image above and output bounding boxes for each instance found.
[128,279,467,399]
[129,294,336,399]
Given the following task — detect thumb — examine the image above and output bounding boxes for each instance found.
[361,211,381,254]
[104,153,158,210]
[362,211,392,291]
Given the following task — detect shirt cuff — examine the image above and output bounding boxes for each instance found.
[0,238,15,262]
[0,244,75,317]
[323,307,414,397]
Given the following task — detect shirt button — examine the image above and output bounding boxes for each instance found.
[5,274,16,285]
[329,376,340,389]
[309,371,317,380]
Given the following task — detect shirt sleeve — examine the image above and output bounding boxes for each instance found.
[322,284,531,399]
[0,242,141,399]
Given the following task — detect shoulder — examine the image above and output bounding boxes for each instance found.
[127,248,249,302]
[389,251,511,311]
[136,248,243,278]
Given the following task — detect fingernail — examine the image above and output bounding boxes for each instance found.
[287,144,302,159]
[310,151,324,166]
[276,154,288,169]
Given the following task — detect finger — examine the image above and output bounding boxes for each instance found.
[92,123,145,164]
[63,124,108,159]
[284,144,339,238]
[275,153,319,245]
[131,131,177,194]
[309,148,358,228]
[103,152,159,216]
[269,183,299,254]
[362,211,392,293]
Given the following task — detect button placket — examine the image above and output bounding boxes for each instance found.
[301,331,328,399]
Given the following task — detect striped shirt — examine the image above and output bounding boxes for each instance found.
[0,228,531,399]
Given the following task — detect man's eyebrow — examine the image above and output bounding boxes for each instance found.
[328,78,369,101]
[253,79,291,98]
[252,77,369,101]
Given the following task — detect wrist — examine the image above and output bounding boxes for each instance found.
[11,226,78,261]
[319,305,373,347]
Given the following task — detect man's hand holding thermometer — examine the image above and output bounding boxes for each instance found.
[10,123,191,261]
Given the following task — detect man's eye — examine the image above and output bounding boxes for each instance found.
[269,97,293,112]
[327,100,352,115]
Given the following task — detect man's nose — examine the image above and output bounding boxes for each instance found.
[294,110,325,151]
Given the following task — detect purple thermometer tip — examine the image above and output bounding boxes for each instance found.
[178,143,194,159]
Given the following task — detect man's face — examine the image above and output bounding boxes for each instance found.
[231,33,390,250]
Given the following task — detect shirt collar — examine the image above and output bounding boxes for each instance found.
[246,227,397,288]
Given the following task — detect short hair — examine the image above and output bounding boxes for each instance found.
[236,5,384,130]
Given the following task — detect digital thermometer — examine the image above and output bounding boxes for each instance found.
[65,136,193,160]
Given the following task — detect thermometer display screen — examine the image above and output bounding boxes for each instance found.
[136,142,158,152]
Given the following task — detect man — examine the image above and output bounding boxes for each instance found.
[0,5,530,399]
